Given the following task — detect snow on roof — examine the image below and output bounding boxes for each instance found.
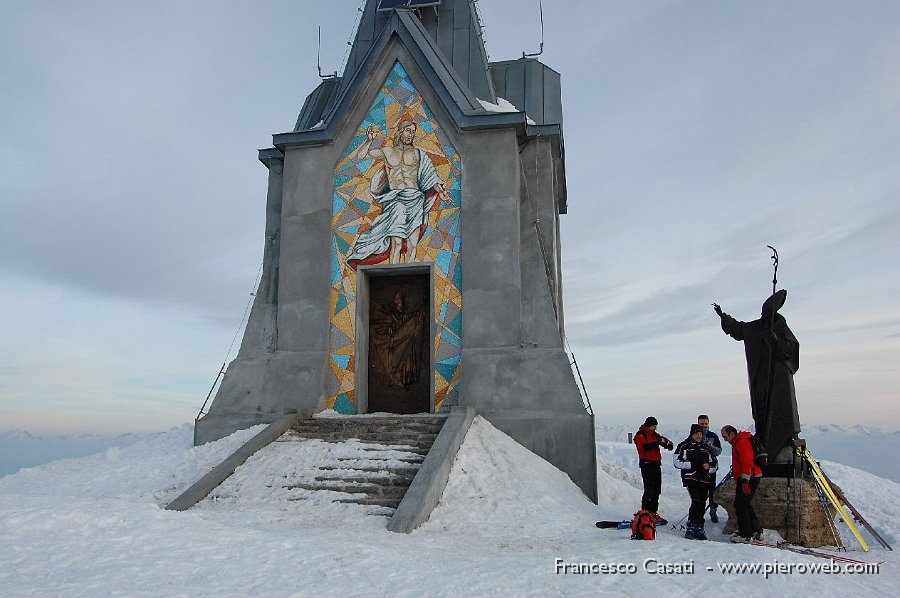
[477,96,519,113]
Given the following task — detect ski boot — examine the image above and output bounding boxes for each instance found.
[651,512,668,526]
[694,524,708,541]
[684,523,695,540]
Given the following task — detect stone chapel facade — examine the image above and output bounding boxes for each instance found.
[194,0,597,501]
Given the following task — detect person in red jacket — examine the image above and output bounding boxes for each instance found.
[721,425,763,542]
[634,416,674,522]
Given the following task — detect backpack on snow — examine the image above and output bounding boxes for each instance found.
[630,509,656,540]
[749,434,768,467]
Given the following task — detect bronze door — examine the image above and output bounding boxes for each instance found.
[367,273,430,413]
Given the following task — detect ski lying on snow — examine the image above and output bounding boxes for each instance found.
[596,517,668,529]
[595,520,631,529]
[746,539,883,566]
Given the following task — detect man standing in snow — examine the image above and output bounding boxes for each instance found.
[712,290,800,463]
[697,414,722,522]
[634,416,674,524]
[674,424,718,540]
[721,425,763,542]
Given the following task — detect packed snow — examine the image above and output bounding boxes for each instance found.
[1,417,896,596]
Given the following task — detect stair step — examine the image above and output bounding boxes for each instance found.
[313,474,415,487]
[267,415,447,516]
[356,446,429,455]
[285,482,408,498]
[317,465,421,476]
[289,434,437,448]
[293,419,446,434]
[334,496,402,509]
[337,455,424,463]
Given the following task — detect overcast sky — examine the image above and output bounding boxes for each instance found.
[1,0,898,435]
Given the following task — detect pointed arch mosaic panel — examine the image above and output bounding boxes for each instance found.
[327,61,462,414]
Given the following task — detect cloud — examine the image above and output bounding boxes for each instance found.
[2,1,900,434]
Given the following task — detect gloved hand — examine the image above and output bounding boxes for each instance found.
[741,480,751,495]
[663,439,674,451]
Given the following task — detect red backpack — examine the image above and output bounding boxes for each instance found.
[630,509,656,540]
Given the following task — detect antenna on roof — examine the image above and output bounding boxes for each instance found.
[317,26,338,79]
[522,0,545,58]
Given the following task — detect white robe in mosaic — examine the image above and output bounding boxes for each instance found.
[348,149,442,263]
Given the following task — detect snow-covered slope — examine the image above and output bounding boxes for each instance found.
[0,417,896,596]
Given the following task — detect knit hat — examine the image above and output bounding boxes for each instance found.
[690,424,704,436]
[644,416,658,427]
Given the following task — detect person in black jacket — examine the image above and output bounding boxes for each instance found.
[697,414,722,522]
[673,424,718,540]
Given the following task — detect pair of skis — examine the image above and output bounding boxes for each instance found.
[821,468,893,551]
[800,447,893,552]
[744,538,883,567]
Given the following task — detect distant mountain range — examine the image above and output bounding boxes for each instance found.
[2,423,898,482]
[0,430,150,478]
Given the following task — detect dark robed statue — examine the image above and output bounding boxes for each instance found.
[713,290,801,461]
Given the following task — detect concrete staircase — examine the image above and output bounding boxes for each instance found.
[281,415,447,510]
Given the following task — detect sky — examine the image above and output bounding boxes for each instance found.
[1,0,898,435]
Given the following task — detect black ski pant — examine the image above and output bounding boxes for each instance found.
[733,476,762,537]
[686,483,708,525]
[640,461,661,513]
[707,475,718,512]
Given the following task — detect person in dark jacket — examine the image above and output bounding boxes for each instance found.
[697,414,722,522]
[713,290,800,462]
[674,424,718,540]
[634,416,674,523]
[721,425,764,542]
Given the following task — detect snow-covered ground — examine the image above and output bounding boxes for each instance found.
[0,417,896,596]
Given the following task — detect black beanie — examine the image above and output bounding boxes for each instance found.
[690,424,704,436]
[644,416,658,427]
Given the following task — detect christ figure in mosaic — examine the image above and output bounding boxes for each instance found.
[347,119,449,267]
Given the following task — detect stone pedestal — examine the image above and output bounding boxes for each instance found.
[714,477,842,548]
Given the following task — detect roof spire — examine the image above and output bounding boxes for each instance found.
[344,0,495,101]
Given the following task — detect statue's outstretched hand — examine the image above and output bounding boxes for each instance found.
[712,303,723,317]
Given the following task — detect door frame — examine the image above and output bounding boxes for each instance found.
[355,263,435,414]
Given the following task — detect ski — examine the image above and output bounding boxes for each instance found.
[802,448,870,552]
[597,515,667,528]
[821,471,893,551]
[745,539,882,566]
